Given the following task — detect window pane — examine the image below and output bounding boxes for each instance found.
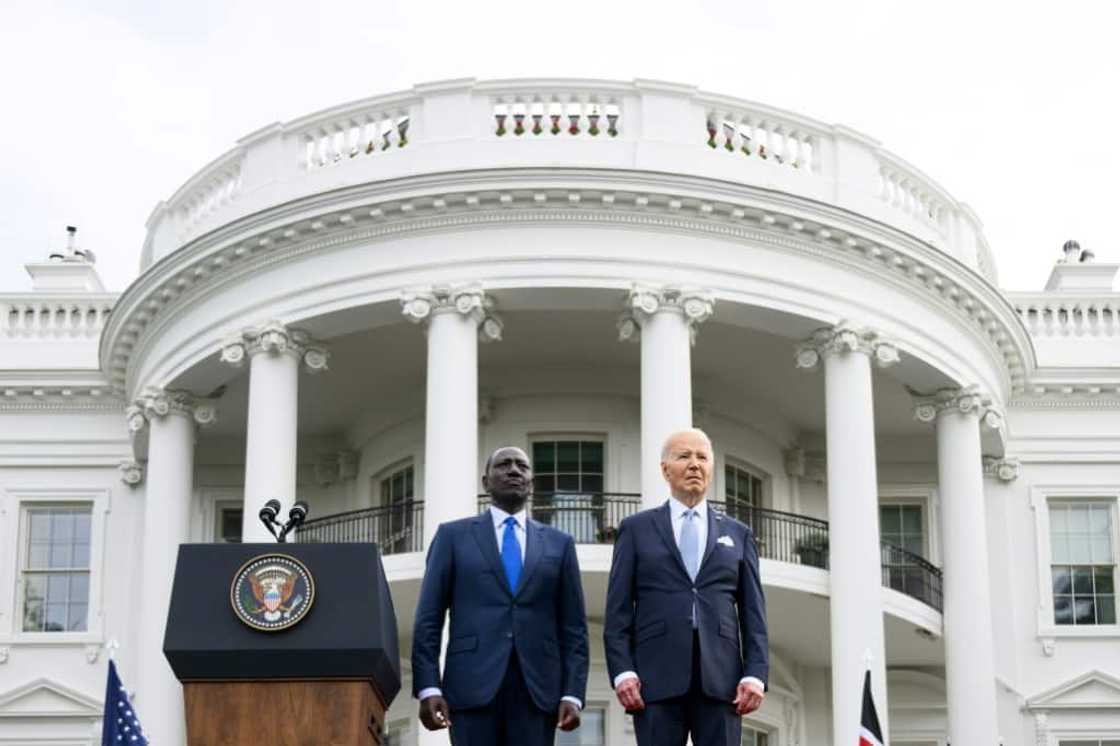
[1070,539,1092,564]
[557,442,579,473]
[904,536,923,555]
[557,474,580,492]
[1054,595,1074,624]
[1095,567,1115,594]
[583,474,603,493]
[47,574,70,603]
[49,543,72,568]
[1053,567,1072,594]
[1070,506,1090,532]
[221,509,243,542]
[880,507,900,533]
[533,442,555,473]
[51,511,74,542]
[28,541,49,568]
[23,597,44,631]
[1050,506,1068,534]
[1091,537,1113,564]
[29,512,50,540]
[1098,596,1116,624]
[1074,596,1096,624]
[534,475,555,493]
[70,574,89,603]
[74,512,91,541]
[72,541,90,568]
[68,603,88,632]
[1051,535,1070,564]
[1090,505,1111,534]
[580,442,603,472]
[1073,567,1095,594]
[902,506,922,533]
[45,603,67,631]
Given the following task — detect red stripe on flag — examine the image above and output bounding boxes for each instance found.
[859,728,885,746]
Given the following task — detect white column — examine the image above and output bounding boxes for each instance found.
[915,387,1001,745]
[618,284,713,508]
[127,389,216,746]
[221,321,328,542]
[402,285,503,549]
[796,322,899,746]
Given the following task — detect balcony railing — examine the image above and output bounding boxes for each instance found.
[301,494,942,611]
[297,500,423,554]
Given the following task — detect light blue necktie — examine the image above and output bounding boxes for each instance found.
[680,509,700,580]
[501,516,523,592]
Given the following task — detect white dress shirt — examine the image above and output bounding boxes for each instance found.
[418,506,583,709]
[613,497,764,696]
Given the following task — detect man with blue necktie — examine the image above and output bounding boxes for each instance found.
[604,428,769,746]
[411,446,589,745]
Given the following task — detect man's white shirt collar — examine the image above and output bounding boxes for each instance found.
[489,504,527,529]
[668,495,707,522]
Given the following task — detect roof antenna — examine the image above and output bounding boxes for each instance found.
[49,226,96,264]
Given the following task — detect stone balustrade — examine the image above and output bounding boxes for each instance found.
[0,296,115,337]
[1011,295,1120,337]
[142,78,993,281]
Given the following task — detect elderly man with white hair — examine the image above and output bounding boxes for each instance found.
[604,428,769,746]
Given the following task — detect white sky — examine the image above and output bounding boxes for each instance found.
[1,0,1117,293]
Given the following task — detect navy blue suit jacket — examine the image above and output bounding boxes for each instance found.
[411,513,589,712]
[603,502,768,703]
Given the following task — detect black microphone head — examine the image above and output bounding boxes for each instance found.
[288,501,309,525]
[259,499,281,522]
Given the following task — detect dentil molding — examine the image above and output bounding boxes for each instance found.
[793,321,900,370]
[99,176,1033,400]
[219,320,330,373]
[617,283,714,345]
[125,387,217,433]
[400,283,504,342]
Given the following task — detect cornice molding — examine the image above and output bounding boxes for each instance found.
[793,321,900,370]
[617,283,714,344]
[912,385,1004,430]
[0,385,123,412]
[219,320,330,373]
[99,171,1033,398]
[399,283,504,342]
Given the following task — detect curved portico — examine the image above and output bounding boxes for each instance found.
[99,79,1032,746]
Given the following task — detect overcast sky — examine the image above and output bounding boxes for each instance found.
[1,0,1117,293]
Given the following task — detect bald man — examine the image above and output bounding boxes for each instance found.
[604,429,769,746]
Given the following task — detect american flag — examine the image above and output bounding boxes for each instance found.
[859,670,885,746]
[101,660,149,745]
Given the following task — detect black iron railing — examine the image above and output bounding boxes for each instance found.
[297,500,423,555]
[302,494,943,611]
[477,492,641,544]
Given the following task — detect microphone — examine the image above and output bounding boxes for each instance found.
[275,500,311,543]
[258,499,282,541]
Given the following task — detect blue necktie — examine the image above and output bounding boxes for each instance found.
[501,516,523,592]
[680,509,700,580]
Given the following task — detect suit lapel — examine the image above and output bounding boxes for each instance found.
[653,502,691,580]
[515,520,545,598]
[471,513,511,597]
[698,507,720,576]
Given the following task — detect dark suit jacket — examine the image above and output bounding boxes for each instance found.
[603,502,768,703]
[411,512,589,712]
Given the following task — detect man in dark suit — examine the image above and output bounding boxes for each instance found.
[604,428,768,746]
[411,446,589,745]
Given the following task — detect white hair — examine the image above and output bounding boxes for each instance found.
[660,428,713,462]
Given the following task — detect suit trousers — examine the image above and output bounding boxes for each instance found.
[449,650,558,746]
[633,633,741,746]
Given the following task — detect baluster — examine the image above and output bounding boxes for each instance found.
[567,99,581,136]
[723,116,736,152]
[0,303,8,335]
[786,131,801,168]
[549,100,562,135]
[587,101,601,137]
[531,101,544,136]
[760,123,772,160]
[738,116,753,156]
[512,101,527,136]
[606,101,620,137]
[386,113,401,148]
[706,115,718,149]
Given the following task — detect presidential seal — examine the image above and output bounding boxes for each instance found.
[230,553,315,631]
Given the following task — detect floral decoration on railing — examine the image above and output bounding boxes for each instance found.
[494,100,620,138]
[303,115,410,170]
[705,114,817,171]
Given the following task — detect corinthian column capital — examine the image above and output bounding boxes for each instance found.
[618,283,714,344]
[983,456,1020,482]
[912,385,1002,429]
[400,284,503,343]
[220,321,329,373]
[794,321,900,371]
[127,387,217,432]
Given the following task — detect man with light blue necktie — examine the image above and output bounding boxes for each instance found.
[411,446,589,745]
[604,429,769,746]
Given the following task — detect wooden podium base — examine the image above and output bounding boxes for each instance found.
[184,680,385,746]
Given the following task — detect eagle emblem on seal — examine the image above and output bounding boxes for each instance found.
[231,554,315,631]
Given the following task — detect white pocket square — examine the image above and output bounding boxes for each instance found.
[717,536,735,547]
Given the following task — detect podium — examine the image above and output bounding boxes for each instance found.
[163,543,401,745]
